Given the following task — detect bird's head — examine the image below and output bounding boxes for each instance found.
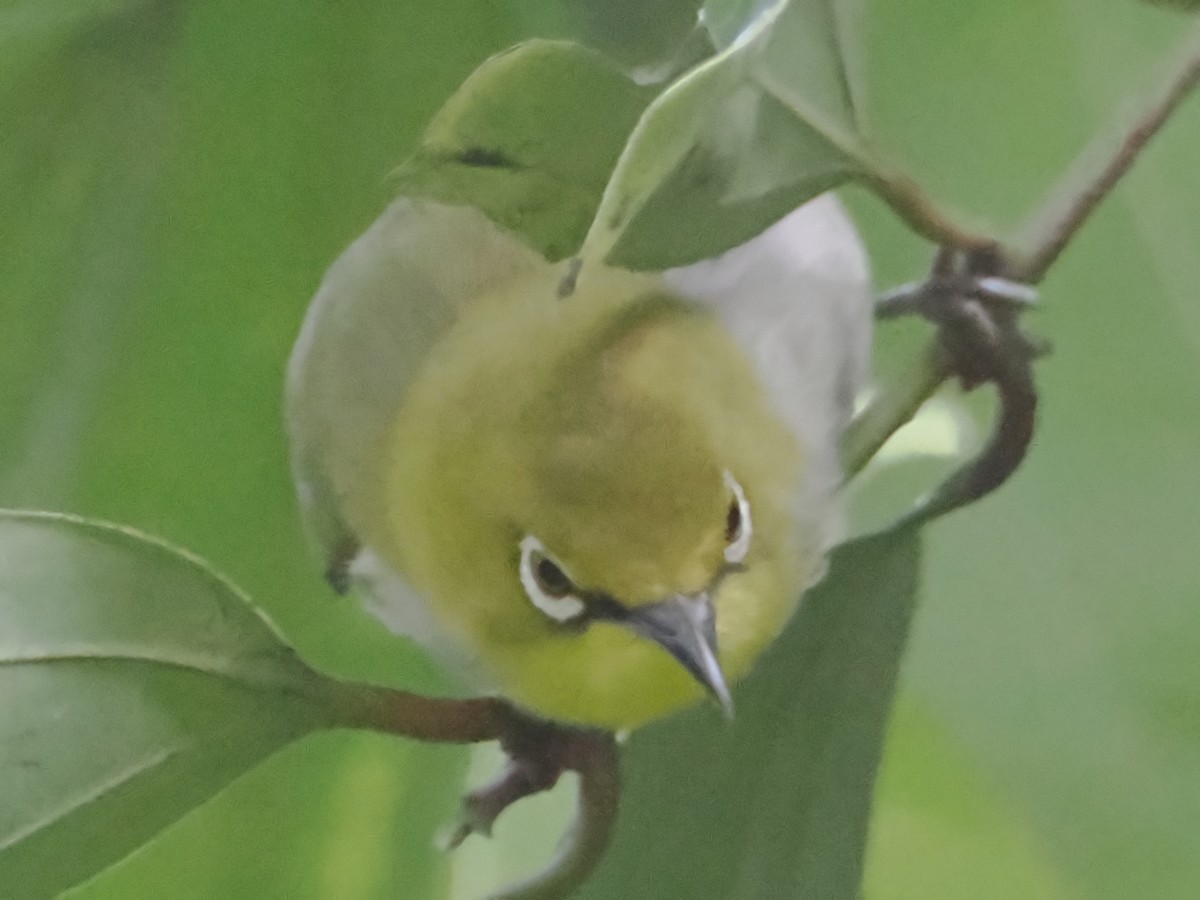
[513,466,753,719]
[381,282,805,729]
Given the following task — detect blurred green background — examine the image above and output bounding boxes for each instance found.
[3,1,1199,898]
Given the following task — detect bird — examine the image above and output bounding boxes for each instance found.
[285,193,871,733]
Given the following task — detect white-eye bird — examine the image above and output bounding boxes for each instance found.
[286,194,871,731]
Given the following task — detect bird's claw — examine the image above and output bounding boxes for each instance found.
[443,718,591,850]
[876,250,1045,392]
[440,721,619,900]
[444,756,564,850]
[875,247,1046,524]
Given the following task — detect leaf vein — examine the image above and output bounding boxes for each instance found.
[0,648,317,698]
[0,745,178,852]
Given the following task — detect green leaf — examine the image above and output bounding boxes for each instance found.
[705,0,867,136]
[390,39,655,262]
[389,1,874,270]
[581,0,874,270]
[575,525,921,899]
[0,511,334,899]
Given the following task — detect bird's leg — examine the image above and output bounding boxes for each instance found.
[333,686,619,898]
[874,246,1048,524]
[444,712,616,850]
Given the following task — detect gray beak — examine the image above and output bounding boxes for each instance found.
[621,591,734,718]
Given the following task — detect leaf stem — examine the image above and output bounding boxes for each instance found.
[863,168,998,255]
[895,322,1039,527]
[331,683,511,743]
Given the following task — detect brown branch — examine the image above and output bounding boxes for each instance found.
[1011,19,1200,284]
[332,683,512,743]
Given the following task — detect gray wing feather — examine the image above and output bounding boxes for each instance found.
[285,198,542,579]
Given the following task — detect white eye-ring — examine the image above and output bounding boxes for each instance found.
[519,535,586,623]
[723,471,752,565]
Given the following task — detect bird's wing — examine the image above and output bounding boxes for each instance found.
[663,194,873,553]
[285,197,545,584]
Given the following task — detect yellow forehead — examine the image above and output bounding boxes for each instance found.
[515,303,743,599]
[529,429,729,602]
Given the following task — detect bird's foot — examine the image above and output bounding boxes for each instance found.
[444,716,612,850]
[876,247,1048,388]
[876,247,1047,523]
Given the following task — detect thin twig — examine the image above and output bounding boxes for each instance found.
[1011,19,1200,284]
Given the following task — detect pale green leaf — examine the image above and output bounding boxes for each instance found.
[705,0,867,135]
[577,0,791,269]
[583,0,875,270]
[0,511,333,899]
[602,85,860,267]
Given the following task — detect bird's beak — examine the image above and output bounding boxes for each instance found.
[621,591,734,718]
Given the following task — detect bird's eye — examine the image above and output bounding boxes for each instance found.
[534,556,573,598]
[725,498,743,544]
[722,471,752,565]
[519,535,586,623]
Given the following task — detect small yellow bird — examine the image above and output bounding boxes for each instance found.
[286,195,870,731]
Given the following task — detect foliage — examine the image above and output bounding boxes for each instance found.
[0,512,332,899]
[2,1,1199,899]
